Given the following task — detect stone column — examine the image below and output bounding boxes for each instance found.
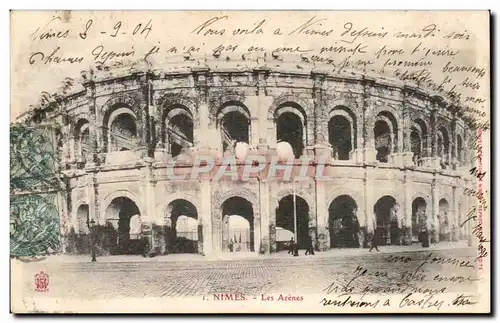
[58,188,70,253]
[200,179,213,256]
[364,170,375,245]
[431,177,439,243]
[363,79,377,163]
[451,185,459,241]
[259,179,270,254]
[403,171,413,245]
[68,135,76,163]
[401,105,413,167]
[315,180,328,251]
[243,95,260,147]
[426,135,432,158]
[140,161,157,254]
[253,212,261,254]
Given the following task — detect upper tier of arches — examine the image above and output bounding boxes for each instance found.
[53,71,472,171]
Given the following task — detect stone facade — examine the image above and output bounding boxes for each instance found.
[21,57,477,256]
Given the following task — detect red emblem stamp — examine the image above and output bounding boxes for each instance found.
[34,271,49,292]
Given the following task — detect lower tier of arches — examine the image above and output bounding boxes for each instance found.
[64,180,475,256]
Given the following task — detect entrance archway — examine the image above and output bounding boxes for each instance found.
[104,197,142,254]
[373,196,398,245]
[221,197,254,252]
[328,195,360,248]
[276,195,309,250]
[411,197,427,243]
[439,198,451,242]
[166,199,199,253]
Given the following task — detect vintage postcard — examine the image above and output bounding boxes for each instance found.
[10,10,491,313]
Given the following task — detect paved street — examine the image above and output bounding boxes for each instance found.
[18,245,480,300]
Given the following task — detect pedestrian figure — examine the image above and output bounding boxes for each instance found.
[421,229,430,248]
[293,242,299,257]
[288,237,294,254]
[369,232,380,252]
[229,239,234,252]
[305,236,315,255]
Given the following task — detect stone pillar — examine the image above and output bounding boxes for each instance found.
[431,178,439,243]
[364,116,377,163]
[86,173,97,224]
[430,110,437,157]
[68,135,76,162]
[363,79,377,164]
[269,193,277,253]
[200,179,213,256]
[259,179,270,254]
[364,170,375,245]
[451,185,459,241]
[426,135,432,158]
[58,188,70,253]
[403,171,413,245]
[140,161,156,254]
[244,95,261,147]
[315,180,328,251]
[266,118,277,150]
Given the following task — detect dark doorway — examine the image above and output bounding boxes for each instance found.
[412,197,427,243]
[166,199,199,253]
[374,120,391,163]
[328,116,352,160]
[373,196,397,246]
[104,197,142,255]
[276,195,309,250]
[328,195,360,248]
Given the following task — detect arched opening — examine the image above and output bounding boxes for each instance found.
[109,112,138,152]
[328,114,353,160]
[75,119,91,162]
[276,195,309,250]
[104,197,142,254]
[411,119,428,165]
[373,196,399,245]
[439,198,450,242]
[374,120,391,163]
[166,199,199,254]
[411,198,427,243]
[410,128,422,166]
[374,112,398,163]
[328,195,360,248]
[220,110,250,153]
[166,113,194,158]
[221,197,254,252]
[437,127,450,169]
[277,111,304,158]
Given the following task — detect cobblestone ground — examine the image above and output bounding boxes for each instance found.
[20,247,479,300]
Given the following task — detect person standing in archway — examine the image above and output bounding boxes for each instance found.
[369,231,380,252]
[288,237,294,255]
[305,235,315,255]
